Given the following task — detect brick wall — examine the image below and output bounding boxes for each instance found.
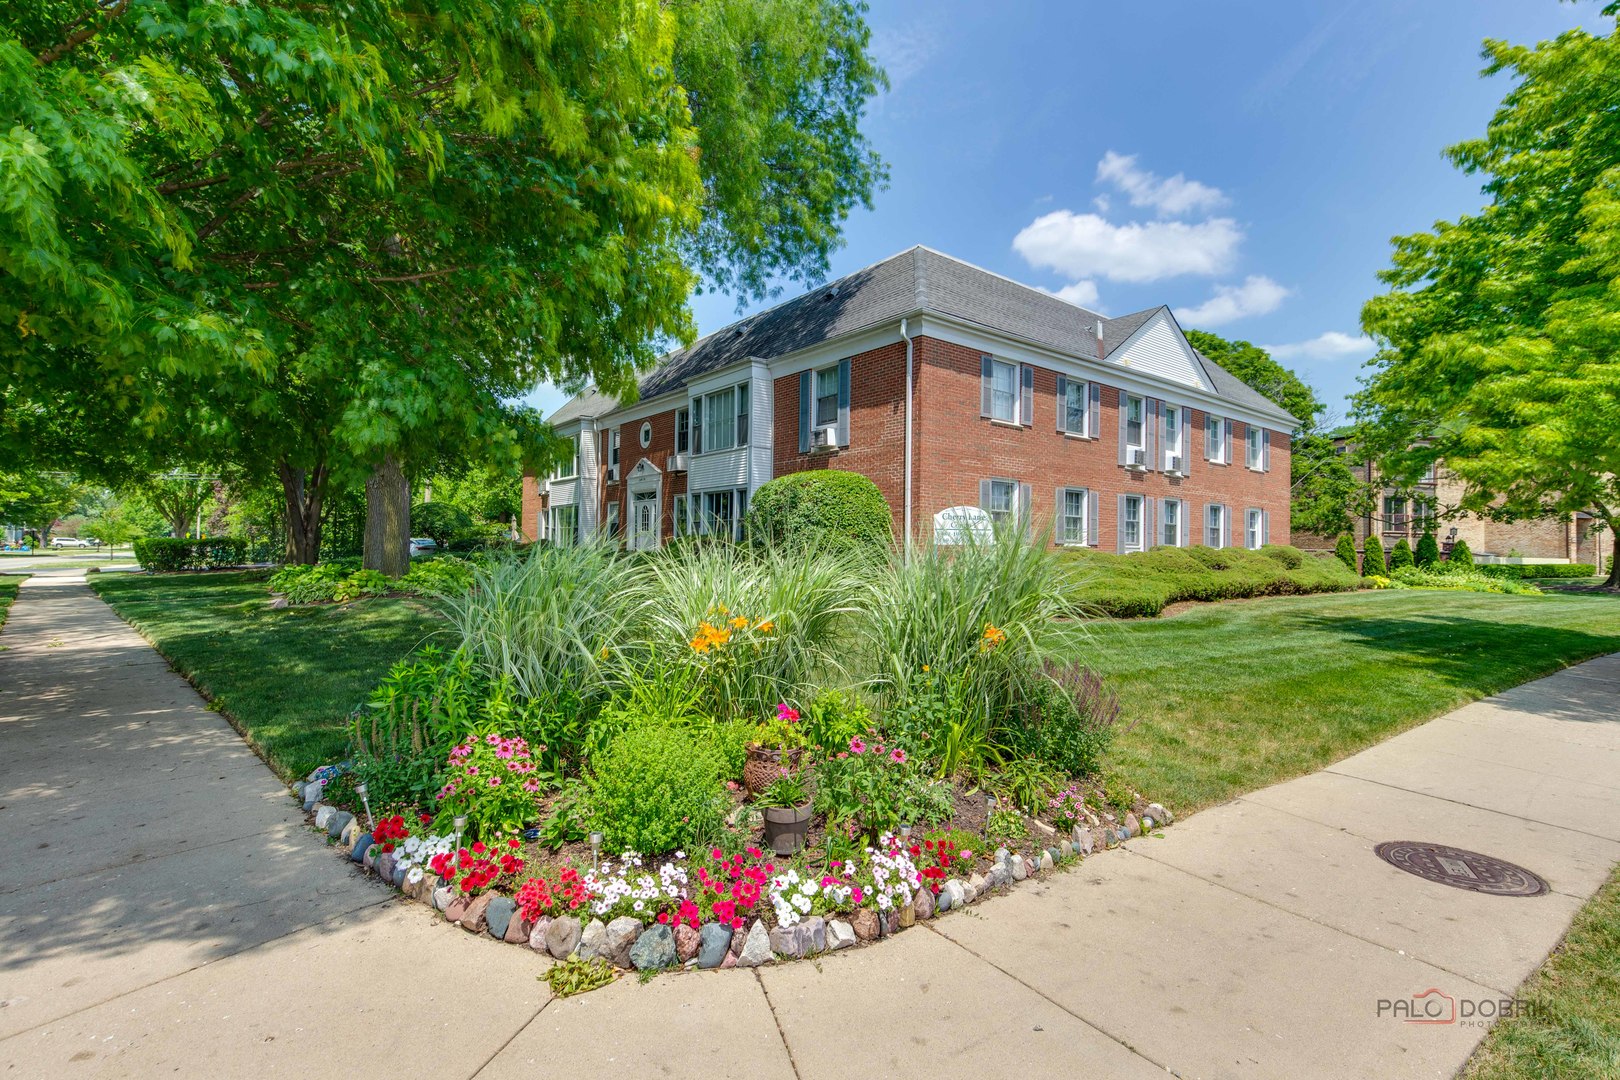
[519,474,544,541]
[772,340,912,537]
[912,336,1291,550]
[600,408,689,542]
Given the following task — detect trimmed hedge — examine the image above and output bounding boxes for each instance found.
[1064,544,1362,619]
[133,537,248,572]
[1449,538,1475,568]
[1334,533,1358,571]
[743,470,893,554]
[1363,534,1388,575]
[1477,563,1598,580]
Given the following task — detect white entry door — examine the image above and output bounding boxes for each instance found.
[630,490,659,551]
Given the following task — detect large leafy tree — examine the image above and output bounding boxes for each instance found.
[1357,13,1620,588]
[1185,329,1370,537]
[3,0,887,572]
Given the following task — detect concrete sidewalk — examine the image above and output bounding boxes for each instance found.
[2,577,1617,1079]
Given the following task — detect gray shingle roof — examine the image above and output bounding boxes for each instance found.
[1191,351,1298,426]
[544,246,1296,426]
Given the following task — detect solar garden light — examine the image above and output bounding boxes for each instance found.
[900,824,913,842]
[589,830,604,872]
[453,815,468,849]
[356,781,374,832]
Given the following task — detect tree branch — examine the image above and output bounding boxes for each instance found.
[366,265,468,283]
[38,0,128,65]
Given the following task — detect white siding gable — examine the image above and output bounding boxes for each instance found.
[1111,310,1213,394]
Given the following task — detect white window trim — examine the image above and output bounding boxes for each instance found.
[1124,395,1146,455]
[1059,486,1090,547]
[1245,508,1265,550]
[675,407,691,455]
[1122,494,1145,553]
[1162,406,1184,472]
[695,382,750,457]
[1207,414,1229,465]
[813,364,841,429]
[1205,504,1227,549]
[987,359,1019,424]
[1160,497,1185,548]
[1246,426,1267,471]
[1060,379,1091,438]
[985,477,1019,526]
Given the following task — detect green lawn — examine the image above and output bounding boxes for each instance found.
[1462,864,1620,1079]
[1093,588,1620,813]
[90,571,446,780]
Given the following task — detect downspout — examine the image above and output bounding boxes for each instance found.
[901,317,914,551]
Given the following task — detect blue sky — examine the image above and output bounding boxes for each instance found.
[528,0,1610,423]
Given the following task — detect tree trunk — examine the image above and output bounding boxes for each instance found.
[1601,506,1620,591]
[279,460,328,565]
[363,453,411,578]
[168,510,190,540]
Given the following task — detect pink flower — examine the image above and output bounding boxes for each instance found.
[488,777,501,787]
[890,748,907,764]
[849,737,865,754]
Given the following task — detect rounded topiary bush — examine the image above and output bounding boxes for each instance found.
[586,725,726,855]
[743,470,893,554]
[1334,533,1359,571]
[1448,538,1475,568]
[1363,534,1388,575]
[1389,537,1415,570]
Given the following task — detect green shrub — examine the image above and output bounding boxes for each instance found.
[1389,537,1415,570]
[798,688,872,756]
[1260,545,1304,569]
[411,502,475,548]
[1064,544,1360,619]
[1477,563,1597,580]
[1448,539,1475,568]
[1390,565,1541,595]
[133,536,248,571]
[743,471,893,555]
[399,556,475,596]
[333,569,392,602]
[585,725,725,855]
[1002,661,1125,778]
[1334,533,1358,571]
[1362,535,1388,575]
[1415,530,1440,567]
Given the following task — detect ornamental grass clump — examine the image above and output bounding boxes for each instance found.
[633,541,862,721]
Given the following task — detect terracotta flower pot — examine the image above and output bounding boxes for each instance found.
[762,801,813,856]
[743,743,803,795]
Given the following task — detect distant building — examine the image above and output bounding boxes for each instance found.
[1292,435,1609,567]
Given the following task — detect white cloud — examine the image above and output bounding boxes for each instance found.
[1263,331,1376,361]
[1096,151,1228,218]
[1174,276,1290,327]
[869,25,937,91]
[1040,280,1102,311]
[1014,211,1242,284]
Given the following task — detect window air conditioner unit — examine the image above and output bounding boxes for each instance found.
[1127,448,1147,469]
[606,464,620,483]
[811,425,837,451]
[665,452,688,473]
[1168,455,1184,476]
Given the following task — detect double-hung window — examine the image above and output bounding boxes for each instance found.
[1246,425,1267,470]
[1163,407,1182,471]
[986,479,1017,526]
[1124,395,1145,456]
[549,505,578,546]
[1246,508,1266,550]
[675,408,690,454]
[988,360,1017,423]
[698,487,749,541]
[815,366,840,428]
[1161,498,1183,547]
[605,500,620,538]
[673,495,690,537]
[698,382,750,453]
[1205,504,1226,548]
[1061,379,1088,435]
[551,434,580,480]
[608,429,620,477]
[1061,487,1089,546]
[1122,495,1145,552]
[1207,413,1228,464]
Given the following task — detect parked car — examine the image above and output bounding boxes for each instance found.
[49,537,96,548]
[408,537,438,557]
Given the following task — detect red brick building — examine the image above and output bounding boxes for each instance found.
[523,247,1295,552]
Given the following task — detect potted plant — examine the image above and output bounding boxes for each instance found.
[744,702,808,795]
[758,770,813,856]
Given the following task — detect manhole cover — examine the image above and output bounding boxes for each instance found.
[1375,841,1548,897]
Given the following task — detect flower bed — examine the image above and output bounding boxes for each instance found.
[292,762,1174,984]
